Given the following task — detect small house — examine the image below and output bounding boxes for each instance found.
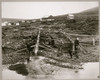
[2,23,6,26]
[26,20,30,23]
[7,22,11,26]
[32,19,36,22]
[48,15,55,21]
[40,15,55,22]
[2,22,7,26]
[40,17,48,21]
[16,22,20,26]
[21,20,25,23]
[2,21,9,26]
[67,14,74,20]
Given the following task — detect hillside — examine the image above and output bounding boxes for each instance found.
[53,7,99,35]
[53,6,98,18]
[76,7,98,15]
[2,6,99,35]
[2,18,26,22]
[74,7,99,35]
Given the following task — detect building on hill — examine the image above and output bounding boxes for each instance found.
[40,15,55,22]
[2,21,8,26]
[2,23,6,26]
[15,22,20,26]
[21,20,25,23]
[67,14,74,20]
[6,22,17,26]
[7,22,12,26]
[32,19,36,22]
[40,17,48,21]
[26,20,30,23]
[48,15,55,21]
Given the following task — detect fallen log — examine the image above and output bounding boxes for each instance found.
[9,44,53,55]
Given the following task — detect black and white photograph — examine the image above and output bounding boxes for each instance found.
[1,1,99,80]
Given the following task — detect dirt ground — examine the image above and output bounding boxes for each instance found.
[2,23,99,65]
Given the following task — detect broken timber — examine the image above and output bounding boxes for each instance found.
[60,31,89,54]
[6,26,89,56]
[34,28,41,56]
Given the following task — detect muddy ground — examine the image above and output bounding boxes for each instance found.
[2,22,99,65]
[2,22,99,80]
[2,36,99,65]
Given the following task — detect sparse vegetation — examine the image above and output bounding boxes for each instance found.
[2,7,99,66]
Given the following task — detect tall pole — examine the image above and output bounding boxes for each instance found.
[34,28,41,56]
[72,41,75,52]
[93,38,95,46]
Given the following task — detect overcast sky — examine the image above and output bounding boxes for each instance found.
[2,1,99,19]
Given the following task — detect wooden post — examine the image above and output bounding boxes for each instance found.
[34,28,41,56]
[72,41,75,52]
[93,38,95,46]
